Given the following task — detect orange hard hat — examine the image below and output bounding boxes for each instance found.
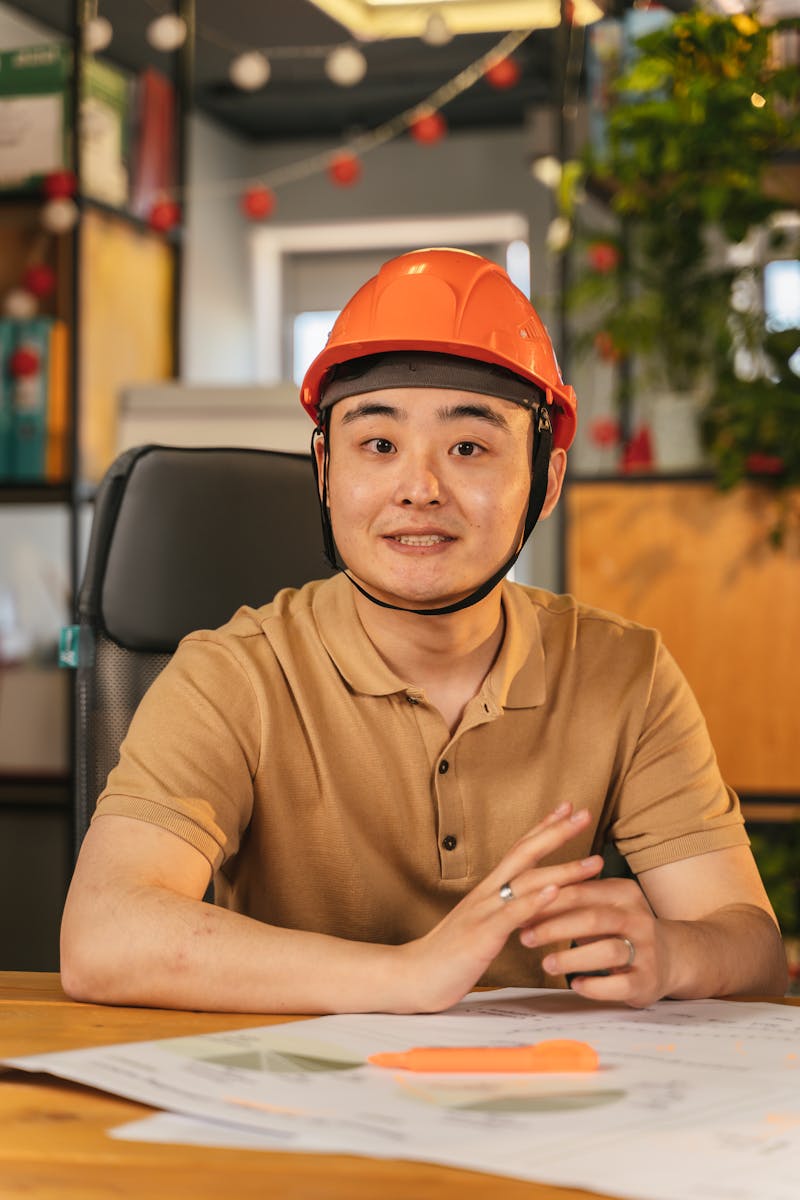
[300,247,577,450]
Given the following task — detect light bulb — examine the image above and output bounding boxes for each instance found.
[230,51,271,91]
[85,16,113,54]
[146,14,187,52]
[325,45,367,87]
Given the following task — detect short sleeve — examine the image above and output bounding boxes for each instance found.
[610,641,749,874]
[92,633,261,869]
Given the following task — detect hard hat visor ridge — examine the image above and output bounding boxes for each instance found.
[300,246,577,451]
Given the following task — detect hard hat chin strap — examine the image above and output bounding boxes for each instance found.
[310,405,553,617]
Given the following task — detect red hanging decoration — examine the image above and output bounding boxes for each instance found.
[621,427,654,473]
[9,346,41,378]
[148,198,181,232]
[593,330,623,363]
[42,169,77,199]
[328,152,362,187]
[485,57,520,90]
[587,241,619,274]
[410,111,447,145]
[22,263,57,299]
[241,185,276,220]
[589,417,621,448]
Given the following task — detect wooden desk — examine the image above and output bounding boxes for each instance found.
[1,974,797,1200]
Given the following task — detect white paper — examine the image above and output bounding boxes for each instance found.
[5,989,800,1200]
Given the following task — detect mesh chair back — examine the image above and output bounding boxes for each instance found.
[74,444,332,853]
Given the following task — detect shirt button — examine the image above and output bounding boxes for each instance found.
[442,835,457,851]
[438,760,449,774]
[407,696,419,705]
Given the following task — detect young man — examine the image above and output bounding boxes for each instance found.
[60,248,788,1013]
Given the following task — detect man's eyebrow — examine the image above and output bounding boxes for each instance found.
[437,402,513,431]
[340,401,407,425]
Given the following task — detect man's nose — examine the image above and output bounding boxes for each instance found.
[394,451,443,507]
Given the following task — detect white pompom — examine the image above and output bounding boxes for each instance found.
[41,198,79,234]
[85,16,113,54]
[325,45,367,87]
[3,288,38,319]
[146,14,187,52]
[230,52,271,91]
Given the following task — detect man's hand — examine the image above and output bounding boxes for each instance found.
[518,846,789,1007]
[519,876,669,1008]
[398,803,604,1013]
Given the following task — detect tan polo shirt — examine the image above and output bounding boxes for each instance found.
[94,573,747,987]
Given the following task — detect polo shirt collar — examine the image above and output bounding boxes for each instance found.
[312,573,546,709]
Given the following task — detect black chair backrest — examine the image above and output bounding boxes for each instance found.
[74,444,333,853]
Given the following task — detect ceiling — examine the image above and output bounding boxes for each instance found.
[10,0,597,141]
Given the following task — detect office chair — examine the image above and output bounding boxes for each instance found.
[73,444,333,856]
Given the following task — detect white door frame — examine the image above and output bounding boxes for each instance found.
[250,212,529,383]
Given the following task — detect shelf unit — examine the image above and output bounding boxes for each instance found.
[0,0,191,969]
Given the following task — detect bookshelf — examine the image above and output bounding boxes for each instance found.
[0,0,190,970]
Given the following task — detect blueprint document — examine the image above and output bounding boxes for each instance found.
[5,989,800,1200]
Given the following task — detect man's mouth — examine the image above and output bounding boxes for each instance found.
[388,534,454,546]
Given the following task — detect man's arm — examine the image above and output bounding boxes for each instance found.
[519,845,788,1006]
[60,805,604,1014]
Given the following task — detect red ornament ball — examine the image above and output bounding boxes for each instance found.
[148,199,181,232]
[9,346,41,378]
[587,241,619,274]
[22,263,57,299]
[589,417,621,448]
[43,169,77,199]
[328,152,362,187]
[241,185,276,220]
[593,330,623,363]
[485,57,521,90]
[410,111,447,145]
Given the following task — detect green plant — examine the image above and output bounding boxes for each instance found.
[561,9,800,473]
[748,822,800,938]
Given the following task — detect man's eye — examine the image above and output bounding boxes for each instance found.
[366,438,395,454]
[452,441,481,457]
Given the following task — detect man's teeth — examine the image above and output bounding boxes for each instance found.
[393,534,449,546]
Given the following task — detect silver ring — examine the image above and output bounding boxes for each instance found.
[617,936,636,968]
[499,882,515,903]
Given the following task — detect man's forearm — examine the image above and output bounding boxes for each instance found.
[61,884,408,1015]
[660,903,788,1000]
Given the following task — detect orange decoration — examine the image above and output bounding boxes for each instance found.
[241,185,276,220]
[328,151,362,187]
[485,57,520,90]
[42,169,77,199]
[148,198,181,232]
[23,263,57,298]
[410,111,447,144]
[593,330,623,363]
[9,346,41,378]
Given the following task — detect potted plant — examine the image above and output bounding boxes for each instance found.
[558,9,800,481]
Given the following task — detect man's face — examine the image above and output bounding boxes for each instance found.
[316,386,539,612]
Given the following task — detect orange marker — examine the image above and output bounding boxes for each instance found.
[368,1039,599,1073]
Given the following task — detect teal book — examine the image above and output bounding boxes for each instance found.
[0,321,14,479]
[10,318,52,481]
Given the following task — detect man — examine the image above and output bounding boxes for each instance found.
[60,248,787,1013]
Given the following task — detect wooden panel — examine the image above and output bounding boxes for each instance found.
[80,208,174,483]
[566,481,800,794]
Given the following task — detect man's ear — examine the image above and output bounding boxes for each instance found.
[540,447,567,520]
[312,428,326,502]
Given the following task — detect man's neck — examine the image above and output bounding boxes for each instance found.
[352,584,506,731]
